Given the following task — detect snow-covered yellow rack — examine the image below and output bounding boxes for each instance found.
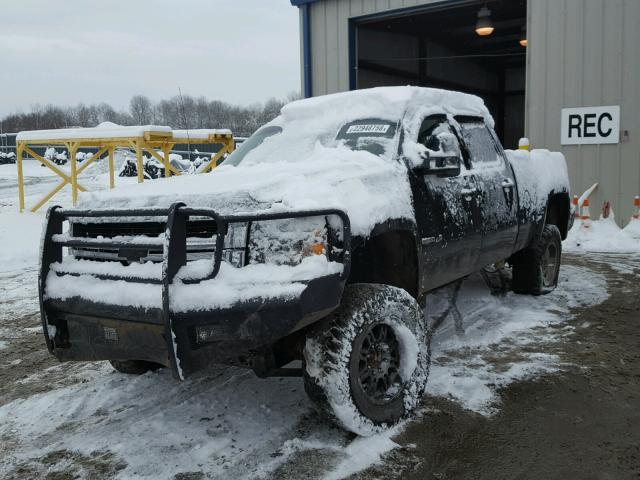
[16,125,235,212]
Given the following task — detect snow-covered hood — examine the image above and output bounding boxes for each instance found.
[78,144,416,237]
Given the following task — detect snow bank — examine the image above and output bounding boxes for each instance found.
[564,213,640,253]
[623,218,640,240]
[45,255,342,312]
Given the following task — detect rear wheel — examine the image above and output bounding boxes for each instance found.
[511,224,562,295]
[303,283,430,436]
[109,360,163,375]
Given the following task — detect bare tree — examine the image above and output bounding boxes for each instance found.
[129,95,154,125]
[1,91,300,136]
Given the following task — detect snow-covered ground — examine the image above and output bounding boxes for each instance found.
[0,159,612,479]
[564,213,640,253]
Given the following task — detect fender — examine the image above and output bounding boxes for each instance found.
[348,218,420,298]
[532,190,572,244]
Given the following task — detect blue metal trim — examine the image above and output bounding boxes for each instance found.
[290,0,320,6]
[350,0,477,22]
[348,18,357,91]
[302,4,313,97]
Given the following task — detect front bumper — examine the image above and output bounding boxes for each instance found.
[39,203,351,380]
[44,273,344,376]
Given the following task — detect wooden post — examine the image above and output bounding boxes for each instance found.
[162,144,171,178]
[17,143,25,212]
[108,147,115,188]
[135,140,144,183]
[68,142,79,205]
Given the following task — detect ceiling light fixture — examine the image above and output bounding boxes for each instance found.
[475,6,494,36]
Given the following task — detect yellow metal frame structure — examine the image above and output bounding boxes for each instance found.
[17,131,234,212]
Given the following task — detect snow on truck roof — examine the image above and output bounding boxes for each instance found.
[281,86,494,126]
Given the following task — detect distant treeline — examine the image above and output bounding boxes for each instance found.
[0,92,300,138]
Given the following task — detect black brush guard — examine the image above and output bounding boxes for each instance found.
[39,202,351,379]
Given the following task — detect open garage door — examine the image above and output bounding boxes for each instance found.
[353,0,527,149]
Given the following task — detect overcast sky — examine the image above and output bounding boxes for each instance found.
[0,1,301,117]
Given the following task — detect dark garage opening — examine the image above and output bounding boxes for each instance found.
[355,0,527,149]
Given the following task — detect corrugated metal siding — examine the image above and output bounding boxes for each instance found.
[303,0,640,225]
[527,0,640,225]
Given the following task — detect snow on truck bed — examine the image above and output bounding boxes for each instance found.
[506,148,570,214]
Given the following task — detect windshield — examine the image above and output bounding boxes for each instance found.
[221,117,399,168]
[223,125,282,167]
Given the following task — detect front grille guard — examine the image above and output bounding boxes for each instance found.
[39,202,352,379]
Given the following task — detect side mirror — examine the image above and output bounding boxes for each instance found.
[413,151,461,177]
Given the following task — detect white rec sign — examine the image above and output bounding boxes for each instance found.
[561,105,620,145]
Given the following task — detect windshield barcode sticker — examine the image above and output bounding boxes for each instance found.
[346,124,390,135]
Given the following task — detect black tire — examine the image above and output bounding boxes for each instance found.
[511,224,562,295]
[303,283,430,436]
[109,360,163,375]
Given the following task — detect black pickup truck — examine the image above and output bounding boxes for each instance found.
[39,87,571,435]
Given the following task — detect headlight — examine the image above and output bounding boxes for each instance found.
[244,217,329,267]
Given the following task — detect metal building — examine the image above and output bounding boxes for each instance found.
[291,0,640,225]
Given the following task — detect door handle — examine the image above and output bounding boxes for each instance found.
[502,178,515,209]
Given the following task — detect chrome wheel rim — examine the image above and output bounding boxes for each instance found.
[357,323,403,404]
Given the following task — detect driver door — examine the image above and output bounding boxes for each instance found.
[408,115,482,292]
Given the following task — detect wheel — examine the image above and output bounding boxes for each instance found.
[303,283,430,436]
[109,360,163,375]
[511,224,562,295]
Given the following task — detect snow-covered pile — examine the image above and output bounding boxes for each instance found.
[0,151,16,164]
[623,217,640,240]
[564,211,640,253]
